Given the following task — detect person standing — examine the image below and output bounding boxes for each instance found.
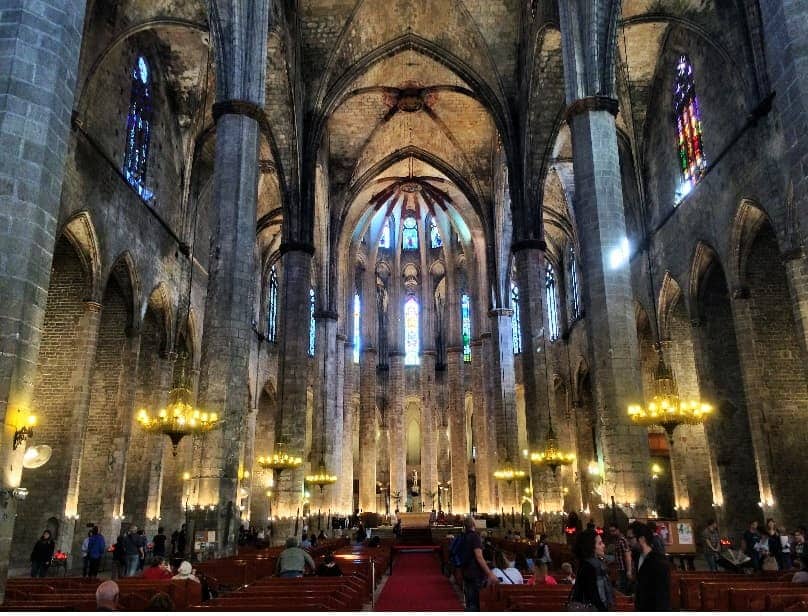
[124,526,144,577]
[30,530,55,578]
[458,517,499,611]
[702,519,721,572]
[86,526,106,578]
[570,529,613,611]
[152,527,167,559]
[766,518,785,570]
[136,529,147,571]
[631,521,671,611]
[608,523,633,592]
[743,520,762,571]
[81,530,92,577]
[793,527,808,569]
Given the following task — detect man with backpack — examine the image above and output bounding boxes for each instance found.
[452,517,499,611]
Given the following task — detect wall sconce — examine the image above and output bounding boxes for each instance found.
[13,411,37,450]
[0,487,28,507]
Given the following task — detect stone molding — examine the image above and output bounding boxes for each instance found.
[336,333,347,341]
[511,239,547,253]
[313,310,338,320]
[565,96,619,121]
[83,300,103,313]
[488,308,514,317]
[212,99,264,123]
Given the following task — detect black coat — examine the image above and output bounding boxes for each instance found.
[635,550,671,611]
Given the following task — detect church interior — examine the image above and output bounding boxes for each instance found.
[2,0,808,601]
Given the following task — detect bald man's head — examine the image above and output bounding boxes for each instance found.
[96,580,119,610]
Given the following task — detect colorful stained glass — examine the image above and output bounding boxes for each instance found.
[674,55,706,194]
[567,246,581,322]
[379,220,390,249]
[353,292,361,364]
[402,216,418,250]
[267,265,278,342]
[430,220,443,248]
[124,55,153,201]
[546,264,560,341]
[308,288,316,357]
[511,282,522,355]
[404,296,420,365]
[461,293,472,363]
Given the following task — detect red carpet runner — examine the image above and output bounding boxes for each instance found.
[375,552,463,611]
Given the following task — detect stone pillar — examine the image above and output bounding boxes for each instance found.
[358,347,377,512]
[480,332,501,510]
[388,352,407,509]
[420,351,438,506]
[328,331,345,518]
[275,247,314,519]
[470,338,492,513]
[447,347,469,513]
[513,244,552,513]
[312,311,339,512]
[565,101,650,508]
[488,309,520,511]
[339,340,356,515]
[0,1,87,596]
[241,406,258,522]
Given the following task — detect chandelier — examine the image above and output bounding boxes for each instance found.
[627,349,713,440]
[305,458,338,491]
[530,415,575,475]
[257,442,303,472]
[493,457,526,482]
[136,364,219,456]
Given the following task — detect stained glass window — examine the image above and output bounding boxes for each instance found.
[461,293,472,363]
[404,296,420,365]
[124,55,153,201]
[511,282,522,355]
[674,55,706,197]
[546,263,560,341]
[567,246,581,322]
[402,216,418,250]
[267,265,279,342]
[308,288,316,357]
[379,220,390,249]
[353,292,361,364]
[430,220,443,248]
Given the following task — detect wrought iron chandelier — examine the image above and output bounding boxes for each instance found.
[257,442,303,472]
[530,413,576,475]
[305,458,338,491]
[493,458,526,482]
[136,359,219,456]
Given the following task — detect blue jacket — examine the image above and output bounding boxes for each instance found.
[87,533,106,559]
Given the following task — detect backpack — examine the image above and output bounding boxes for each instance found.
[450,533,470,568]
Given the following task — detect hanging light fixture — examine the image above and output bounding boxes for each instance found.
[530,412,576,475]
[257,442,303,472]
[493,459,526,482]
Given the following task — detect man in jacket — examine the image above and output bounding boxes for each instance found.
[86,526,106,578]
[630,521,671,611]
[459,517,499,611]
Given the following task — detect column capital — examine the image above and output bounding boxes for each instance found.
[469,339,483,348]
[565,96,619,121]
[280,241,315,256]
[511,239,547,253]
[446,345,464,354]
[83,300,103,313]
[421,349,437,357]
[488,308,514,318]
[388,350,405,358]
[362,346,377,355]
[480,332,492,340]
[313,310,339,321]
[212,99,264,123]
[336,333,347,342]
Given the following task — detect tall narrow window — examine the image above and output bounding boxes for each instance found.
[567,246,581,322]
[546,263,560,341]
[674,55,706,197]
[404,296,420,365]
[267,265,279,342]
[379,220,391,249]
[308,288,316,357]
[353,292,361,364]
[430,220,443,248]
[461,293,472,363]
[402,216,418,250]
[123,55,153,201]
[511,282,522,355]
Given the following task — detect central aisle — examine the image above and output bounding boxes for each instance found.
[375,552,463,611]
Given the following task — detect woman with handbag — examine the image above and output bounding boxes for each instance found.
[568,529,613,611]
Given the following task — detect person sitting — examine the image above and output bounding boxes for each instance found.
[316,553,343,577]
[531,561,558,585]
[173,560,200,583]
[354,523,367,544]
[491,551,524,584]
[317,530,327,541]
[142,556,173,580]
[558,562,576,585]
[96,580,120,611]
[276,537,316,578]
[145,592,174,611]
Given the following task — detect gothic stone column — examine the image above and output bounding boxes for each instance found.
[339,340,356,515]
[358,347,377,512]
[0,1,87,596]
[388,351,406,509]
[566,99,651,508]
[420,351,438,507]
[447,347,469,514]
[470,338,492,513]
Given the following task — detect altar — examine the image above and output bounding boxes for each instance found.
[397,512,432,529]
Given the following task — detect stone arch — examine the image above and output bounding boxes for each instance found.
[657,271,683,341]
[729,199,770,290]
[146,282,175,356]
[59,211,102,302]
[688,241,719,323]
[106,252,141,334]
